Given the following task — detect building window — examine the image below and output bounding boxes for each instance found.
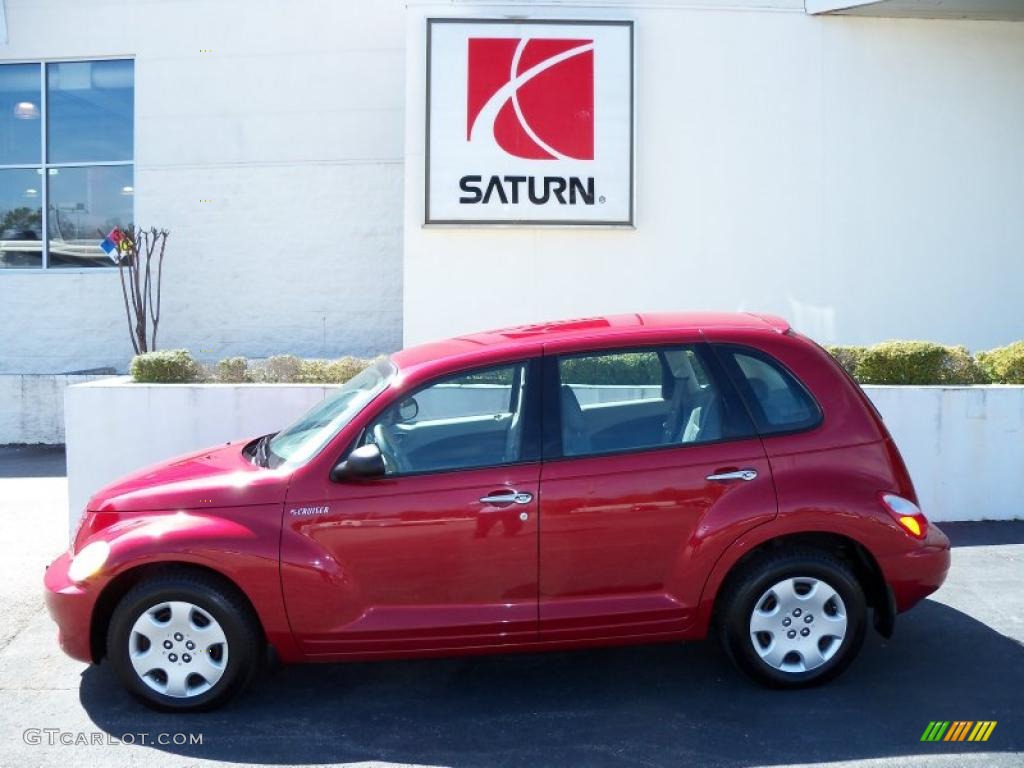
[0,59,133,270]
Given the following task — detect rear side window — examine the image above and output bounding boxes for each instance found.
[554,345,754,458]
[717,345,821,435]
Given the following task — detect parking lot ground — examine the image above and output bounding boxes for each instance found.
[0,445,1021,768]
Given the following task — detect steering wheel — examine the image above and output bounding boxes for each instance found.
[372,422,408,474]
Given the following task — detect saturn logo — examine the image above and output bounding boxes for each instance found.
[466,37,594,160]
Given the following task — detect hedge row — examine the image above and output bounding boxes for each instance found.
[130,351,372,384]
[130,341,1024,385]
[560,352,663,386]
[826,341,1024,385]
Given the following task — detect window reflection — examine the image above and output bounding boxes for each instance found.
[0,168,43,268]
[48,165,133,268]
[0,59,133,269]
[0,64,42,165]
[47,60,133,163]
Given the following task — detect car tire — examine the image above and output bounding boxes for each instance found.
[717,547,867,688]
[106,570,262,712]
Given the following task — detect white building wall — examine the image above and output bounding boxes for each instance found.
[4,0,1023,372]
[404,1,1024,350]
[0,0,406,374]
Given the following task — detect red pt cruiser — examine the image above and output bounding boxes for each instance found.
[45,313,950,711]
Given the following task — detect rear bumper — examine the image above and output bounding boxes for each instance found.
[879,523,951,613]
[43,552,98,663]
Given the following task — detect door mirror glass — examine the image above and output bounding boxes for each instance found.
[331,443,386,481]
[397,397,419,422]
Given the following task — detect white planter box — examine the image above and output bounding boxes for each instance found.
[863,385,1023,526]
[64,380,1024,530]
[0,374,114,444]
[64,378,338,529]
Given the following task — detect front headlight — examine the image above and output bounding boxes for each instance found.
[67,540,110,583]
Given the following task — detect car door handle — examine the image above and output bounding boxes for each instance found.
[706,469,758,482]
[479,490,533,505]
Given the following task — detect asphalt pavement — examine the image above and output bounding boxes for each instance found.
[0,445,1021,768]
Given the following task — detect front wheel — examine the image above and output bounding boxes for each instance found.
[717,548,867,688]
[107,571,262,711]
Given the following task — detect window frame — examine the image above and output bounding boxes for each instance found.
[350,358,544,478]
[542,342,757,462]
[0,56,134,273]
[712,343,824,438]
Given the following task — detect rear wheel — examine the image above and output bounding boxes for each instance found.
[107,572,262,711]
[717,548,867,688]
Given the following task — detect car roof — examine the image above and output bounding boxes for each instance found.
[392,312,791,379]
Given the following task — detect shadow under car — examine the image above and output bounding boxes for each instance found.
[79,598,1024,767]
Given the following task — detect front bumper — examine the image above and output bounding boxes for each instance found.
[879,522,951,613]
[43,552,99,663]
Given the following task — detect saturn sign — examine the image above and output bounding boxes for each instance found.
[425,19,634,226]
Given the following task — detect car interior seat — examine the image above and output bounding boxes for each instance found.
[560,385,592,456]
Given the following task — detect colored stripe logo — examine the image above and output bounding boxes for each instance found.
[921,721,997,742]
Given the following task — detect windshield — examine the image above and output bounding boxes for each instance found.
[266,357,395,468]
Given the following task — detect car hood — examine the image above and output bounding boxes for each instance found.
[85,439,290,516]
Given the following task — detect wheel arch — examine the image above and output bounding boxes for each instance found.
[90,561,266,663]
[700,529,892,639]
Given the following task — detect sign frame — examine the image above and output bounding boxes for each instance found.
[424,17,635,227]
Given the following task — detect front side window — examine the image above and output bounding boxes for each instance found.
[364,362,533,475]
[556,346,751,458]
[0,59,133,270]
[717,345,821,434]
[268,358,395,468]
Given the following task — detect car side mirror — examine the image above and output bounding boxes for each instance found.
[397,397,419,422]
[331,443,386,481]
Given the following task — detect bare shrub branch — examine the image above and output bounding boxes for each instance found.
[107,226,171,354]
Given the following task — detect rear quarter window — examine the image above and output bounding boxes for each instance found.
[716,345,821,435]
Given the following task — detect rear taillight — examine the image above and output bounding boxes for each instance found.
[880,493,928,539]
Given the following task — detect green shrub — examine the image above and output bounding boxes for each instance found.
[323,356,371,383]
[130,354,375,384]
[216,356,250,383]
[258,354,303,383]
[130,349,203,383]
[293,359,329,383]
[976,341,1024,384]
[856,341,987,385]
[131,342,1024,386]
[826,345,868,379]
[235,355,368,384]
[561,352,663,386]
[290,357,369,383]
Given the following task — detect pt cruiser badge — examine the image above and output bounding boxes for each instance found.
[290,506,329,517]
